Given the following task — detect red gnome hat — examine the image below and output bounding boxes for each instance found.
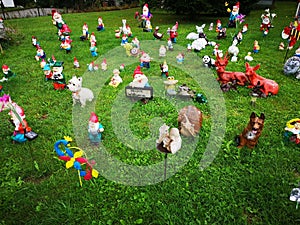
[74,57,78,62]
[233,2,240,10]
[89,112,99,123]
[133,65,142,78]
[2,64,9,70]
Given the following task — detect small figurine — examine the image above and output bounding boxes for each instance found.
[97,16,105,31]
[131,37,140,49]
[178,105,203,137]
[169,22,178,43]
[8,102,32,143]
[159,45,167,57]
[43,64,53,81]
[48,55,56,67]
[160,60,169,78]
[235,112,265,149]
[66,76,94,107]
[209,22,213,31]
[109,69,123,88]
[35,46,46,61]
[153,26,163,40]
[52,61,66,90]
[101,58,107,71]
[90,32,97,45]
[177,84,195,99]
[129,65,150,88]
[290,186,300,208]
[156,124,182,154]
[176,53,184,64]
[119,64,125,72]
[60,38,72,54]
[228,39,239,59]
[227,2,240,28]
[121,34,128,46]
[284,118,300,144]
[121,19,132,37]
[73,57,80,68]
[242,24,248,33]
[167,38,174,51]
[253,40,260,53]
[87,61,99,71]
[163,76,178,96]
[52,9,65,29]
[260,8,276,36]
[80,23,89,41]
[216,19,222,33]
[88,112,104,145]
[140,52,151,69]
[202,55,216,68]
[217,27,227,40]
[143,18,152,32]
[187,44,192,52]
[233,31,243,44]
[115,28,122,38]
[90,42,98,57]
[244,52,253,62]
[139,3,153,28]
[31,36,38,47]
[279,42,285,50]
[40,59,46,69]
[1,64,16,82]
[249,81,267,98]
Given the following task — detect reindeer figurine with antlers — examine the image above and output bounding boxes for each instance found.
[215,52,248,86]
[245,62,279,96]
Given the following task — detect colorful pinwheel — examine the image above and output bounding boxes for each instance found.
[54,137,99,186]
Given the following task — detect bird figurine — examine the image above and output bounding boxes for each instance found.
[153,26,164,40]
[244,52,253,62]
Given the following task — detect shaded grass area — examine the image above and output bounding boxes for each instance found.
[0,2,300,224]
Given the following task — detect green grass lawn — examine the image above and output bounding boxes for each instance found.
[1,1,300,224]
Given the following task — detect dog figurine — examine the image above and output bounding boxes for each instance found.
[236,112,265,149]
[67,76,94,107]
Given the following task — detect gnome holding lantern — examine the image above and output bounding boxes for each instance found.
[1,64,16,82]
[88,112,104,146]
[227,2,240,28]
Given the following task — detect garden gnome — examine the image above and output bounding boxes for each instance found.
[32,36,38,47]
[176,53,184,64]
[167,38,174,51]
[80,23,89,41]
[130,65,150,88]
[73,57,80,68]
[35,46,46,61]
[9,103,31,143]
[1,65,16,82]
[40,59,46,69]
[52,61,66,90]
[160,60,169,78]
[97,16,105,31]
[121,34,128,46]
[90,32,97,45]
[141,3,152,28]
[90,41,98,57]
[140,52,151,69]
[101,58,107,71]
[209,22,213,31]
[109,69,123,88]
[242,24,248,33]
[163,76,178,96]
[88,112,104,146]
[159,45,167,57]
[43,64,53,81]
[216,19,222,33]
[228,1,240,28]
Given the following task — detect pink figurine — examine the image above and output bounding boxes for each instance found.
[73,57,80,68]
[97,16,105,31]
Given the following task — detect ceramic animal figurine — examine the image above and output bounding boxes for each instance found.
[153,26,163,40]
[186,24,205,40]
[178,105,202,137]
[88,112,104,145]
[244,52,253,62]
[67,76,94,107]
[236,112,265,149]
[245,62,279,96]
[202,55,216,68]
[156,123,182,154]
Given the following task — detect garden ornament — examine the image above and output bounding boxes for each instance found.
[153,26,163,40]
[202,55,216,68]
[253,40,260,53]
[156,123,182,154]
[101,58,107,71]
[66,76,94,107]
[245,62,279,96]
[290,186,300,209]
[178,105,202,137]
[140,52,151,69]
[73,57,80,68]
[284,118,300,144]
[176,53,184,64]
[129,65,150,88]
[159,45,167,57]
[109,69,123,88]
[235,112,265,149]
[163,76,178,96]
[227,1,240,28]
[43,64,53,81]
[54,137,99,187]
[160,60,169,78]
[52,61,66,90]
[90,41,98,57]
[97,16,105,31]
[1,64,16,82]
[88,112,104,145]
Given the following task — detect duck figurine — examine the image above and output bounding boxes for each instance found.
[244,52,253,62]
[153,26,164,40]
